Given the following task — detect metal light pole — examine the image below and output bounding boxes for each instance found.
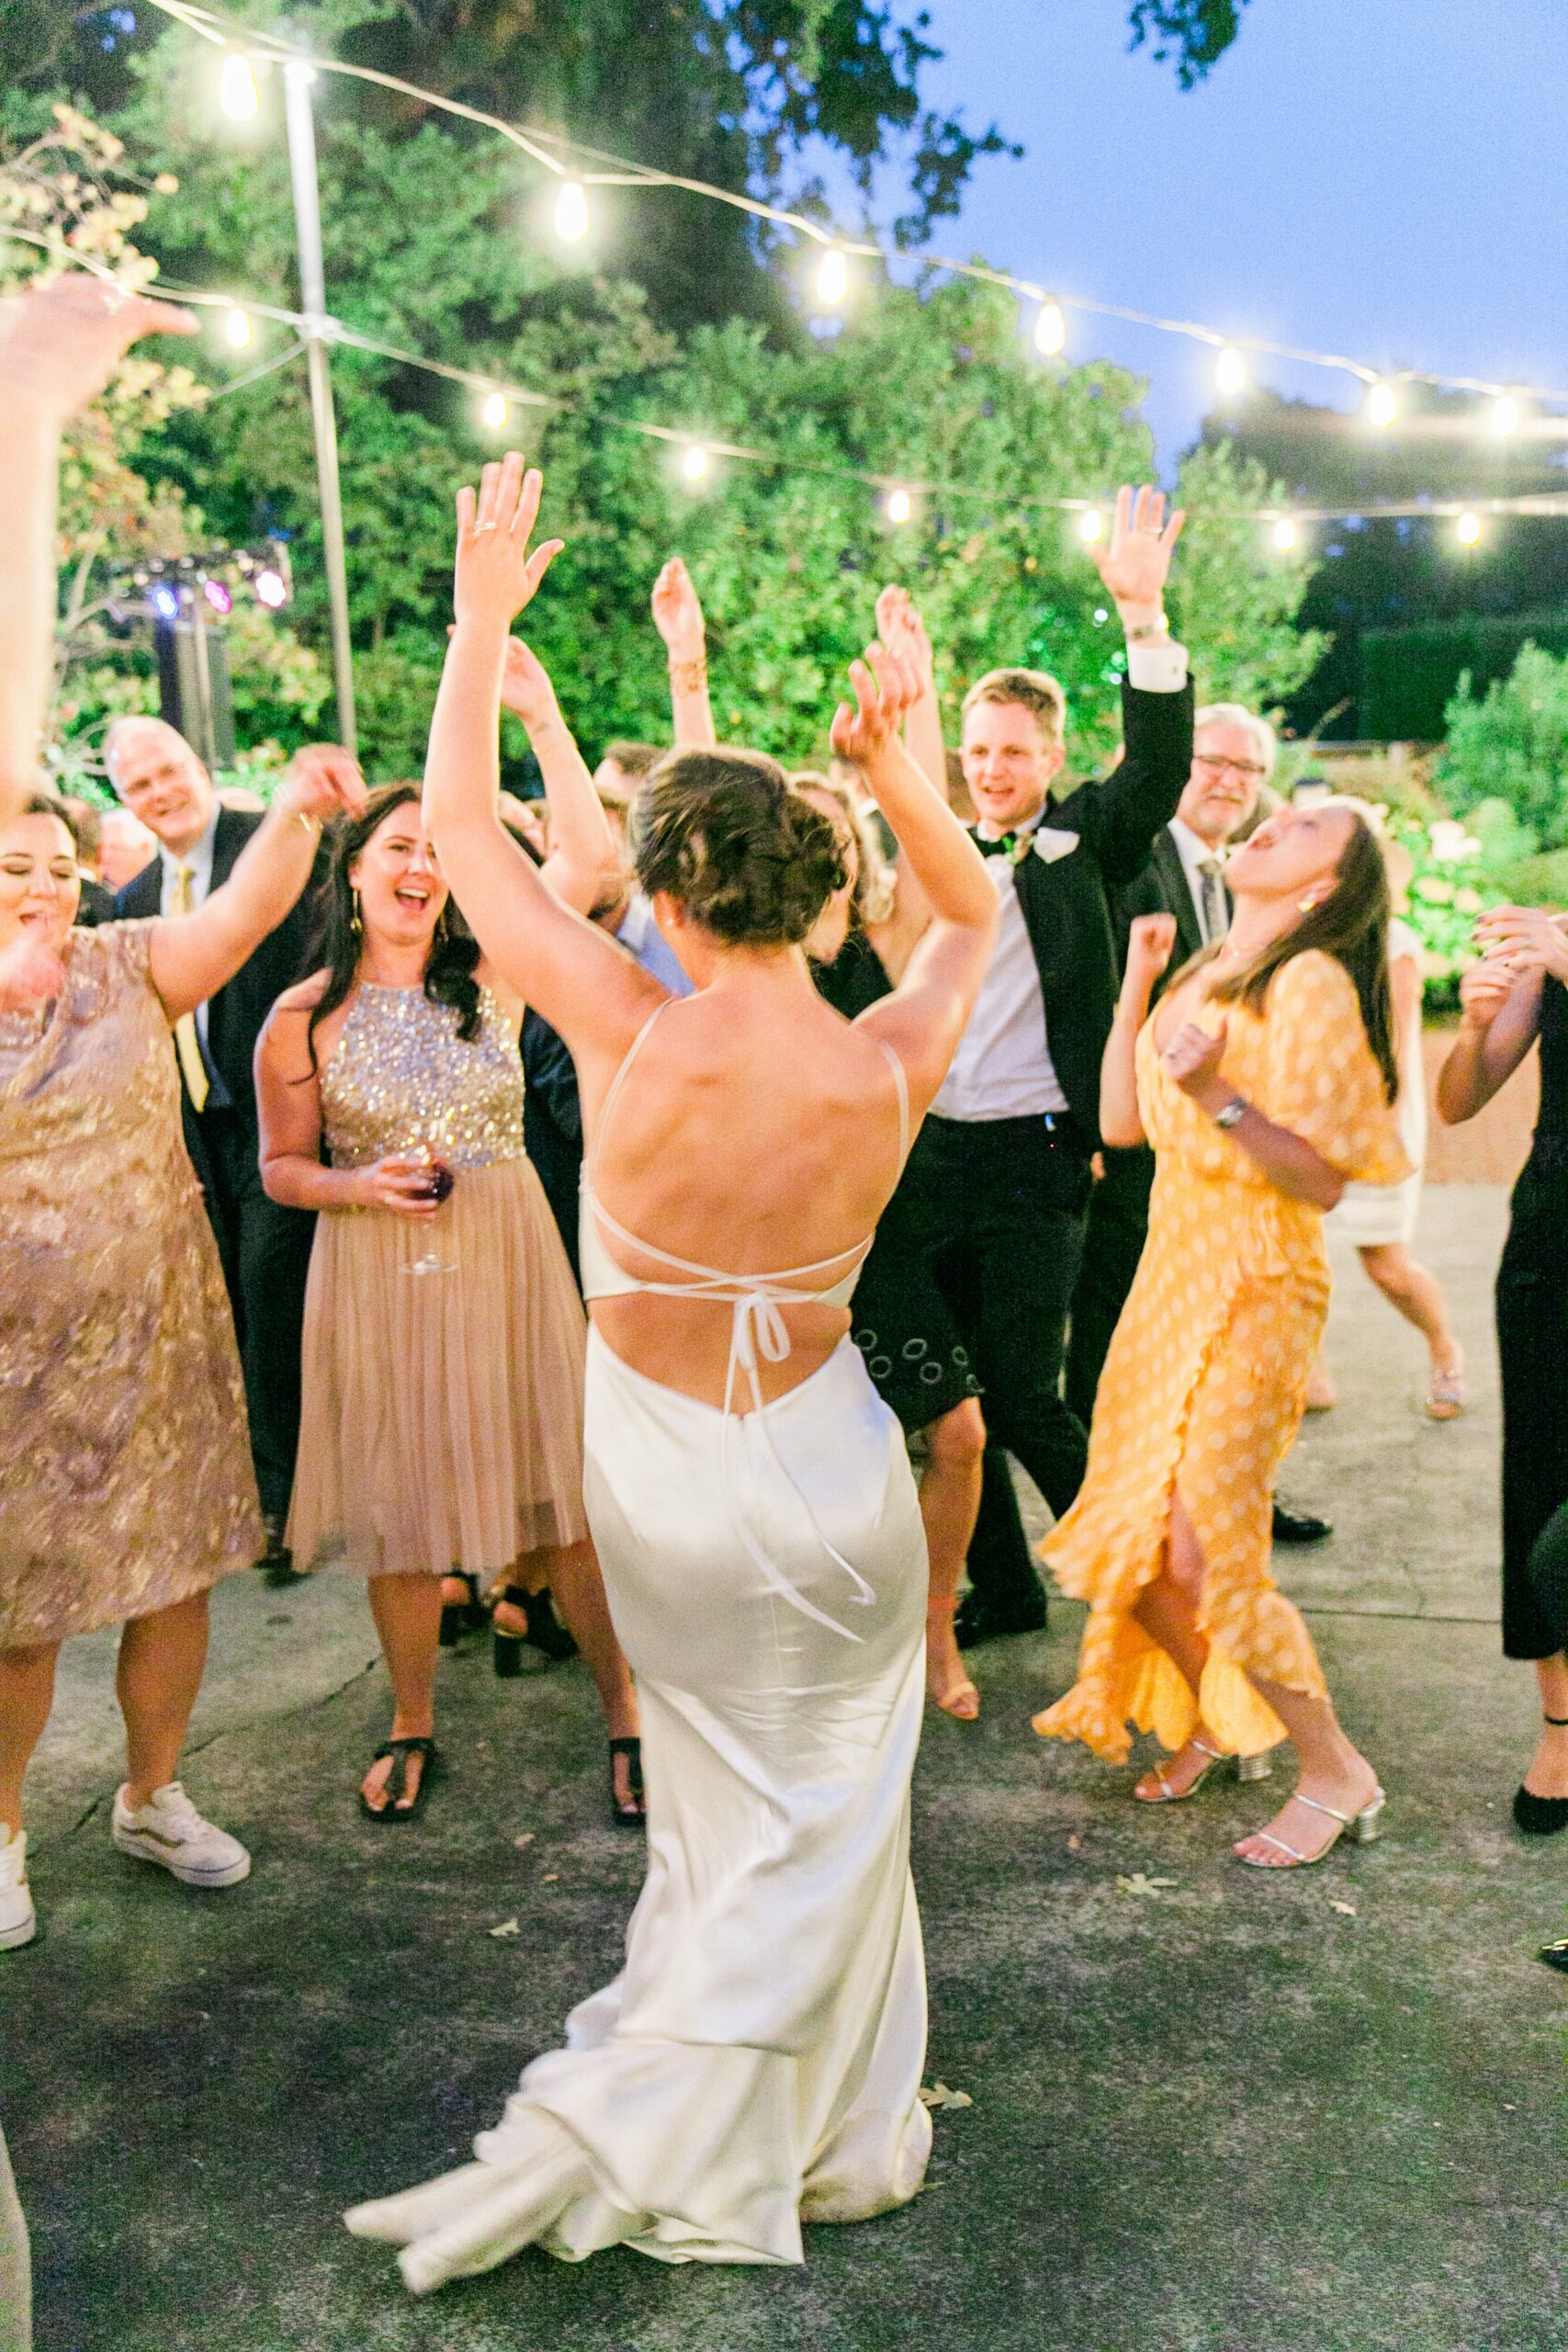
[282,59,357,755]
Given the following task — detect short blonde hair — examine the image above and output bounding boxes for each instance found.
[961,667,1067,751]
[1194,702,1276,781]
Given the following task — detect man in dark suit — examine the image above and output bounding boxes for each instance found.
[1061,703,1331,1546]
[861,489,1194,1646]
[107,715,357,1574]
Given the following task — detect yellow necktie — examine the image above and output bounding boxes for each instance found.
[169,863,210,1112]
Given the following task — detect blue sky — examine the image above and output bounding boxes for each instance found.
[860,0,1568,471]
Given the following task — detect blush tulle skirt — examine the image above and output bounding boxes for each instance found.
[345,1330,932,2290]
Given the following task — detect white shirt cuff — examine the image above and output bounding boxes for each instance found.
[1125,639,1189,694]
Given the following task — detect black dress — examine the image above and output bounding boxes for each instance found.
[1496,975,1568,1658]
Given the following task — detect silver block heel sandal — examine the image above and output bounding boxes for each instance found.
[1238,1785,1386,1869]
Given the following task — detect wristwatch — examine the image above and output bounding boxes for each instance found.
[1213,1097,1247,1130]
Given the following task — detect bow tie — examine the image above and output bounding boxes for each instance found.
[976,831,1021,859]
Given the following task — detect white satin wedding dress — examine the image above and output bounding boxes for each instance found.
[345,1008,931,2292]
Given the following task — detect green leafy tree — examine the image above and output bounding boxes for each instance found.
[1436,642,1568,853]
[1128,1,1252,85]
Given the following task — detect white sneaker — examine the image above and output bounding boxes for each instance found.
[0,1825,37,1950]
[111,1781,251,1888]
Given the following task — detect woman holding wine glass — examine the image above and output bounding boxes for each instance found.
[256,775,642,1823]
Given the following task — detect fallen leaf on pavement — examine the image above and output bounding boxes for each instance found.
[488,1917,521,1939]
[1115,1872,1178,1898]
[1329,1899,1358,1917]
[919,2083,975,2111]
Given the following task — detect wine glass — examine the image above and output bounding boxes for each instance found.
[403,1146,459,1277]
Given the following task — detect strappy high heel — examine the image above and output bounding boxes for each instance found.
[1236,1784,1386,1868]
[1514,1713,1568,1836]
[491,1586,579,1679]
[438,1573,485,1648]
[1136,1736,1274,1804]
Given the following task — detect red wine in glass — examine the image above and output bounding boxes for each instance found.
[419,1160,456,1204]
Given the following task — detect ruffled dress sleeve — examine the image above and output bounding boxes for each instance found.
[1259,949,1411,1184]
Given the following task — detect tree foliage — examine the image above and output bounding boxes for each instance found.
[1437,643,1568,854]
[1127,0,1251,85]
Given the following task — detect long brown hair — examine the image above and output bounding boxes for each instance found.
[304,782,480,1076]
[1207,805,1399,1102]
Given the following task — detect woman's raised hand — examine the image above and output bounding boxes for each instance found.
[651,557,705,664]
[454,456,565,630]
[498,637,561,734]
[0,274,197,424]
[1164,1015,1229,1100]
[1092,485,1185,614]
[874,584,936,696]
[830,641,919,769]
[1125,911,1178,997]
[280,742,368,827]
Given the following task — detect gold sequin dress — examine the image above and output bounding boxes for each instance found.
[0,921,261,1647]
[287,980,589,1577]
[1033,952,1409,1763]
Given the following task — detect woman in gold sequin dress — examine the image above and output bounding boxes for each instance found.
[256,780,639,1822]
[1033,802,1409,1870]
[0,763,364,1951]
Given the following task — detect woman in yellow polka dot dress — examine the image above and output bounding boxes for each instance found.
[1033,801,1409,1868]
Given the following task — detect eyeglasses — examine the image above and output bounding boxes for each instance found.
[1193,752,1267,782]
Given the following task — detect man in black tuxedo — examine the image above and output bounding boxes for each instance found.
[862,489,1194,1646]
[108,716,356,1572]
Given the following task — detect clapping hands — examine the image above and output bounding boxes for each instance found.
[454,457,565,631]
[830,641,919,771]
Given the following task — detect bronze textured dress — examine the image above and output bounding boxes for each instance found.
[0,921,261,1648]
[287,981,589,1579]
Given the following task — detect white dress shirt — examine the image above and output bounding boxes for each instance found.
[157,809,220,1053]
[1167,814,1229,946]
[932,637,1190,1125]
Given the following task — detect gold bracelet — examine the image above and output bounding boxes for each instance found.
[292,807,321,835]
[668,655,708,695]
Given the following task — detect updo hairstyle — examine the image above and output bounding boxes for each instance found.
[629,748,847,947]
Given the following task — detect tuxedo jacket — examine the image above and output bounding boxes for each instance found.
[1005,676,1194,1147]
[115,805,328,1135]
[1115,820,1233,999]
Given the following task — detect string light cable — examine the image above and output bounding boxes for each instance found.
[141,0,1568,417]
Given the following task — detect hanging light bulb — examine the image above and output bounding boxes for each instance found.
[218,51,260,121]
[1077,508,1105,544]
[1455,510,1483,547]
[814,245,850,309]
[1490,392,1519,438]
[480,390,509,431]
[1214,345,1247,398]
[885,486,913,526]
[1033,298,1066,357]
[222,305,253,351]
[681,442,709,484]
[1272,516,1298,551]
[553,178,589,243]
[1365,379,1399,429]
[254,568,289,609]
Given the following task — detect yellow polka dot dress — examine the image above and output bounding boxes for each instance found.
[1033,952,1409,1764]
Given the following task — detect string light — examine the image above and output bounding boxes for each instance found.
[150,583,181,621]
[254,567,289,607]
[1490,392,1519,438]
[1214,345,1247,398]
[1077,509,1105,544]
[217,50,260,119]
[1455,510,1483,546]
[480,390,509,430]
[203,578,233,613]
[1033,298,1066,357]
[814,246,849,310]
[155,0,1568,419]
[1272,516,1298,550]
[222,304,253,349]
[680,442,710,484]
[885,486,913,525]
[553,178,589,243]
[1365,379,1399,429]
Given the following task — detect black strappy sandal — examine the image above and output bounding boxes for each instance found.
[359,1736,440,1823]
[1514,1713,1568,1835]
[491,1585,579,1678]
[608,1736,645,1828]
[439,1573,486,1649]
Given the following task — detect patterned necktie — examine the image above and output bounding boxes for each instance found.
[1197,857,1227,947]
[169,863,210,1111]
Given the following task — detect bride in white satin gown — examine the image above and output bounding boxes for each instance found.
[344,455,998,2292]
